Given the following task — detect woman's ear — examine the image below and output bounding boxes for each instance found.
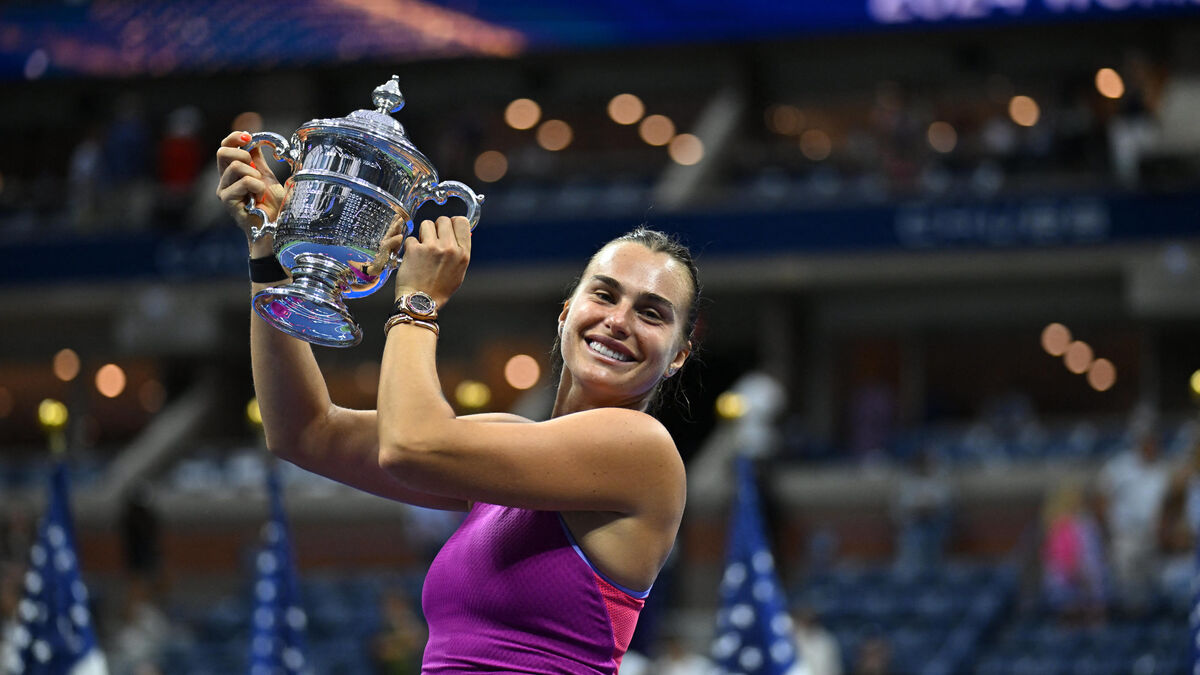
[666,340,692,377]
[558,299,570,327]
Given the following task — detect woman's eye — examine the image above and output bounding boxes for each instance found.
[594,290,614,302]
[640,308,663,321]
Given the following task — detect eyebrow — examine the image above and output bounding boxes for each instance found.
[590,274,676,314]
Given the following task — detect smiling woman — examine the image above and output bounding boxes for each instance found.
[217,128,701,675]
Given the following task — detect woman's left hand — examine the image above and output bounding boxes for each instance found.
[384,215,472,308]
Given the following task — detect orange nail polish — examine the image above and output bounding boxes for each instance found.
[240,133,251,142]
[250,162,256,169]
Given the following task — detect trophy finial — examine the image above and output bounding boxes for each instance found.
[373,76,405,115]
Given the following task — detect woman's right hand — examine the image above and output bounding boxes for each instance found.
[215,131,286,254]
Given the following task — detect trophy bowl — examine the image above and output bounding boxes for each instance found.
[243,76,483,347]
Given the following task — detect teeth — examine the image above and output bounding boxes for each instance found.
[588,340,631,362]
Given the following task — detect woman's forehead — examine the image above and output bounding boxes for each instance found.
[583,242,692,303]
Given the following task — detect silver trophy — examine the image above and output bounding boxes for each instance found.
[243,76,484,347]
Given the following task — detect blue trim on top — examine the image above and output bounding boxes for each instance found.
[556,514,651,599]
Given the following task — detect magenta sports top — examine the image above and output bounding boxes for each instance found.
[420,502,649,674]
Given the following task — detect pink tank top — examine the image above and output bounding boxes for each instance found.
[420,502,648,674]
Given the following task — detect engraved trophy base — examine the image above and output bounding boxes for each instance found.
[252,253,364,347]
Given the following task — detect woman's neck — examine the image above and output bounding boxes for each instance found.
[550,368,649,418]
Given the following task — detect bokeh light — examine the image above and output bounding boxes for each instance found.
[638,114,675,146]
[38,398,68,430]
[1040,323,1072,357]
[716,392,747,420]
[1009,95,1040,127]
[668,133,704,166]
[765,104,803,135]
[800,129,832,161]
[505,98,541,130]
[95,363,127,398]
[246,397,262,426]
[1095,68,1125,99]
[1190,370,1200,397]
[53,348,80,382]
[504,354,541,390]
[927,121,957,153]
[455,380,491,409]
[474,150,509,182]
[536,119,573,151]
[1063,341,1093,375]
[1086,358,1116,392]
[607,93,645,125]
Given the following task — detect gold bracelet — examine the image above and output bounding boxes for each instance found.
[383,312,440,337]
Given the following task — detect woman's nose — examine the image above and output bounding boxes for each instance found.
[604,304,632,336]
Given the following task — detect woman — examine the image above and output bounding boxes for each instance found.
[215,131,699,674]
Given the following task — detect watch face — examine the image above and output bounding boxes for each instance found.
[407,293,435,316]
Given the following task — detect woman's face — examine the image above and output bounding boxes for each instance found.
[558,241,692,409]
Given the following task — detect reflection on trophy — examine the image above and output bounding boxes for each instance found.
[243,76,484,347]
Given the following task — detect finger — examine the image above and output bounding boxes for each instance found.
[217,175,267,205]
[215,145,253,174]
[221,131,253,148]
[450,215,471,254]
[216,160,261,192]
[417,219,436,243]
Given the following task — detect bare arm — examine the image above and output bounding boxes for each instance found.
[374,217,685,520]
[217,131,466,511]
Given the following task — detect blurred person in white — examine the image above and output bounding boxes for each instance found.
[792,606,842,675]
[1096,418,1168,610]
[891,447,953,572]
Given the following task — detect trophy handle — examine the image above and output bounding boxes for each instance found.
[241,132,299,242]
[420,180,485,231]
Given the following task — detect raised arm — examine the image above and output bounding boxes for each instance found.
[215,131,466,511]
[374,217,686,520]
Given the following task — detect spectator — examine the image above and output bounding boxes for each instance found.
[1096,424,1169,609]
[891,448,954,571]
[792,606,842,675]
[1040,481,1107,618]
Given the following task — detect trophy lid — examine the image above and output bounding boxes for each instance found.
[298,75,437,177]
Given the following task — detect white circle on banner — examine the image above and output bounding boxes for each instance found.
[286,606,307,629]
[730,603,756,629]
[256,579,277,602]
[30,544,46,566]
[1193,663,1200,675]
[253,635,273,656]
[254,607,275,629]
[263,522,282,544]
[70,604,90,627]
[24,570,43,594]
[753,580,775,602]
[72,580,88,602]
[252,664,272,675]
[282,647,305,669]
[257,551,278,574]
[47,526,65,548]
[724,563,747,589]
[33,639,51,663]
[3,653,21,674]
[739,646,763,670]
[55,549,75,572]
[712,632,741,659]
[752,550,774,574]
[771,613,794,635]
[13,625,31,648]
[771,639,794,663]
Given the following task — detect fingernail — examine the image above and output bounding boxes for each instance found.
[250,162,256,169]
[240,133,251,142]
